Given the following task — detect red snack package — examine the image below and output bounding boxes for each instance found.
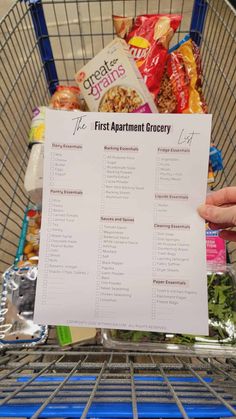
[167,52,189,113]
[113,15,134,39]
[156,35,208,114]
[126,15,181,65]
[156,52,189,113]
[124,14,182,96]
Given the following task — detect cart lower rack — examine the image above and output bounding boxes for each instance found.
[0,346,236,418]
[1,0,236,275]
[1,0,236,418]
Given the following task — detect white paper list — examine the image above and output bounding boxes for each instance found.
[34,110,212,335]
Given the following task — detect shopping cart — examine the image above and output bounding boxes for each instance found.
[0,0,236,418]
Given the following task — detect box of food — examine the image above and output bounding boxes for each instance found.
[56,326,97,348]
[102,267,236,355]
[75,38,157,113]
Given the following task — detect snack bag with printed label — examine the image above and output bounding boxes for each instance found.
[156,52,189,113]
[179,37,208,113]
[113,14,182,97]
[156,35,207,113]
[113,15,134,39]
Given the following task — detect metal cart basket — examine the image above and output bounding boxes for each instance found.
[0,0,236,418]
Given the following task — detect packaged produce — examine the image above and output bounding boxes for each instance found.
[102,266,236,354]
[114,14,181,99]
[75,38,157,113]
[49,85,83,111]
[202,269,236,344]
[24,144,43,205]
[0,264,47,347]
[56,326,97,347]
[15,207,41,267]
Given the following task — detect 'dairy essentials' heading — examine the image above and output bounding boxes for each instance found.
[94,120,171,134]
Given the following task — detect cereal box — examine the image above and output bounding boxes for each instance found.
[75,38,157,113]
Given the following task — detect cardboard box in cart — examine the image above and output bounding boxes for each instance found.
[75,38,157,113]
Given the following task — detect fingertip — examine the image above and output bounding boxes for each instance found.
[197,204,205,214]
[197,204,209,218]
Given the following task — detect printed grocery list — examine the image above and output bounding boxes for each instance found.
[34,109,212,335]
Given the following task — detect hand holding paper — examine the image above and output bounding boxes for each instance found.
[198,187,236,242]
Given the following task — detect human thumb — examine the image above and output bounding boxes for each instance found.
[198,204,236,225]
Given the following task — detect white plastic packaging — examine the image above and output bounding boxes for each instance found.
[24,144,44,205]
[0,264,48,347]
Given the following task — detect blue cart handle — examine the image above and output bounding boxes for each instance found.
[24,0,59,94]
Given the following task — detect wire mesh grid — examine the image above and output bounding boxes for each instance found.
[0,1,50,275]
[37,0,193,83]
[201,1,236,190]
[0,346,236,418]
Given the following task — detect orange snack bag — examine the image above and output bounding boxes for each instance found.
[157,35,208,113]
[178,38,207,113]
